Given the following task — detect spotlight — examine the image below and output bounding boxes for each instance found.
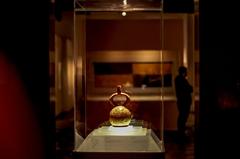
[122,12,127,16]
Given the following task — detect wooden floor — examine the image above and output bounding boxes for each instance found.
[165,143,194,159]
[164,131,194,159]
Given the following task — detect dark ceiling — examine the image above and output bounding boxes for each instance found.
[51,0,198,21]
[74,0,163,12]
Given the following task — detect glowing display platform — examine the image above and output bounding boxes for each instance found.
[92,126,147,136]
[75,126,163,153]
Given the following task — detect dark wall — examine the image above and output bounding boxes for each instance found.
[197,0,240,159]
[164,0,195,13]
[86,19,183,51]
[0,1,55,159]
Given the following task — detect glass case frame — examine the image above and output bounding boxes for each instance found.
[72,0,196,158]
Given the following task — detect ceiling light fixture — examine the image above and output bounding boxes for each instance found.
[122,11,127,16]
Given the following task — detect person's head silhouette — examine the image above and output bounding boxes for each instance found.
[178,66,187,77]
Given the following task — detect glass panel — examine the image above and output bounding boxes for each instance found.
[75,0,162,12]
[73,0,165,156]
[161,7,198,149]
[73,1,199,158]
[92,62,173,88]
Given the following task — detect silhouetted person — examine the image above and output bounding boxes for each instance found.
[175,66,193,142]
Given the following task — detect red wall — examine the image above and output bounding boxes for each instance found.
[86,19,183,51]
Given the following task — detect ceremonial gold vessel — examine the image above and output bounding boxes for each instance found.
[109,85,132,127]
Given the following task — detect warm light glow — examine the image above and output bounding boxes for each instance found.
[123,0,127,5]
[92,126,147,136]
[183,47,188,67]
[122,12,127,16]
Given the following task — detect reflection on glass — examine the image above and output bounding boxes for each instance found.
[93,62,173,88]
[195,62,199,87]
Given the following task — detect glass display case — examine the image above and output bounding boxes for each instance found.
[72,0,198,158]
[73,0,165,158]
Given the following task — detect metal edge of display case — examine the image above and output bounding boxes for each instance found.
[73,151,165,159]
[74,0,163,13]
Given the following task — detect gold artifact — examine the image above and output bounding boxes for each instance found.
[109,85,132,127]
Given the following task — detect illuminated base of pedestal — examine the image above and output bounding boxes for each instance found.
[92,126,147,136]
[75,127,164,153]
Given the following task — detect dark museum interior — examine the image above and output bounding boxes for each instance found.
[0,0,240,159]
